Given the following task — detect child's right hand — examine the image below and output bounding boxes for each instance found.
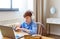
[16,26,20,30]
[15,26,21,32]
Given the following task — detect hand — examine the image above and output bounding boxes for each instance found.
[15,26,22,32]
[15,26,20,30]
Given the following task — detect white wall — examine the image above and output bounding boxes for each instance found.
[0,11,24,25]
[27,0,33,11]
[0,0,27,25]
[0,0,34,25]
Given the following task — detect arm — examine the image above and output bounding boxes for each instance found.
[29,24,37,35]
[20,22,37,35]
[15,23,21,30]
[21,23,37,35]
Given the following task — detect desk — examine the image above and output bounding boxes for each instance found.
[20,36,54,39]
[41,36,54,39]
[0,30,54,39]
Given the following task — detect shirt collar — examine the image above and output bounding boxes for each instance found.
[25,20,33,25]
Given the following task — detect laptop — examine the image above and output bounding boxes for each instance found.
[0,25,24,39]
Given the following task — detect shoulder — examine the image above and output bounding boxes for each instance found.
[21,21,26,25]
[32,21,36,24]
[32,21,37,26]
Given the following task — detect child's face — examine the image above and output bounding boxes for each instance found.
[24,16,31,24]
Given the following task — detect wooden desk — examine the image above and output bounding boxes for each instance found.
[0,30,54,39]
[41,36,54,39]
[20,36,54,39]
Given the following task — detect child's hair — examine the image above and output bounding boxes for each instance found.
[24,11,32,18]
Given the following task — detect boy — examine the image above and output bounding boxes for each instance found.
[16,11,37,35]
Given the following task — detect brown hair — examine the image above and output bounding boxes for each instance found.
[23,11,32,18]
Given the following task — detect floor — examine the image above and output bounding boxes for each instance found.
[46,34,60,39]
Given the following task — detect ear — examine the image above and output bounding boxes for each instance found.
[32,14,35,20]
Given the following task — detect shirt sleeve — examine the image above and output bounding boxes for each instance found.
[20,22,25,28]
[29,23,37,35]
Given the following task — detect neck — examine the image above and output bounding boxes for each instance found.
[27,20,32,25]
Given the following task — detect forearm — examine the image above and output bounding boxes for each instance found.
[29,30,37,35]
[24,29,30,33]
[20,28,30,33]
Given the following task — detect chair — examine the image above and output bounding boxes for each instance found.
[36,22,46,36]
